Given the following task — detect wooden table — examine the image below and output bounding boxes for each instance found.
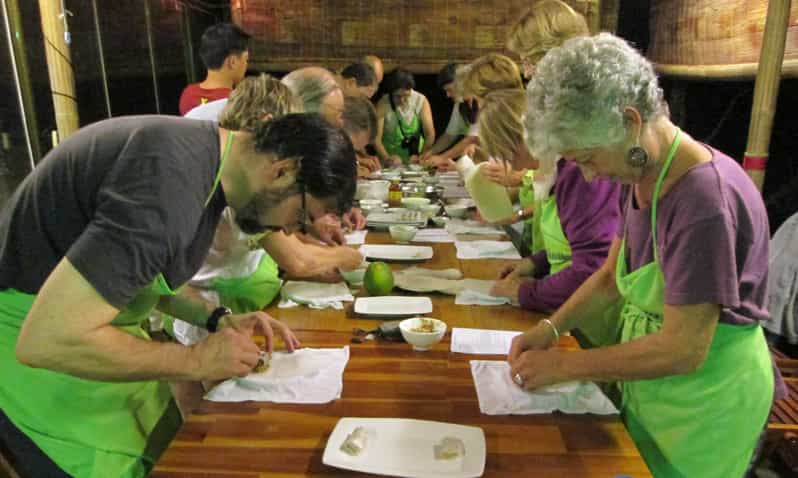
[153,233,651,477]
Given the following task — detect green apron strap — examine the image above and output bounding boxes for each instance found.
[205,130,234,207]
[649,130,681,261]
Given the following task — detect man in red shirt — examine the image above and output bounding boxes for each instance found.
[179,23,250,115]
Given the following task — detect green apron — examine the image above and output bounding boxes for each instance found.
[382,106,424,165]
[615,130,774,477]
[518,170,538,252]
[0,131,234,478]
[530,195,572,274]
[211,253,282,314]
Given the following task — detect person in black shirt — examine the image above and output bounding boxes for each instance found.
[0,113,356,477]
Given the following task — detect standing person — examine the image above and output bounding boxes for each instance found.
[340,62,379,99]
[418,63,480,167]
[179,23,250,115]
[374,68,435,166]
[510,33,782,478]
[362,54,384,85]
[0,113,356,477]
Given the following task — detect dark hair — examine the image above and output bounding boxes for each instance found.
[254,113,357,213]
[384,67,415,93]
[437,62,458,89]
[199,23,251,70]
[341,62,377,87]
[342,95,378,142]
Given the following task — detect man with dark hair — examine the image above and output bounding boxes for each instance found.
[419,62,480,169]
[0,113,356,477]
[340,62,378,98]
[179,23,251,115]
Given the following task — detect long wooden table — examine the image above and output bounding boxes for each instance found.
[153,233,652,477]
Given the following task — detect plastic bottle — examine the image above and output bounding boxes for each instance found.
[455,155,514,223]
[388,179,402,208]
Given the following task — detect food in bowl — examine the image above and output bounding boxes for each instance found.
[389,225,418,243]
[399,317,447,351]
[431,216,450,227]
[444,204,469,218]
[418,203,440,219]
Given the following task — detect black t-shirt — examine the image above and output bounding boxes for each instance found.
[0,115,227,309]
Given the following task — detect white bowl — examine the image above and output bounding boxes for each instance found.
[366,180,391,201]
[431,216,450,227]
[339,263,369,285]
[359,201,385,216]
[422,175,440,185]
[389,225,418,243]
[418,203,440,218]
[401,197,431,210]
[408,164,424,172]
[444,205,469,218]
[399,317,447,351]
[359,199,384,208]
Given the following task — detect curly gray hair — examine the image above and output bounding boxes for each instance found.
[281,66,340,113]
[524,33,667,160]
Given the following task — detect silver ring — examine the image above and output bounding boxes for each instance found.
[513,373,524,386]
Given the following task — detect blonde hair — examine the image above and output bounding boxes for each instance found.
[219,74,298,132]
[460,53,523,99]
[478,89,527,162]
[507,0,589,64]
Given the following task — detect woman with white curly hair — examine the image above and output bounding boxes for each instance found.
[509,33,783,477]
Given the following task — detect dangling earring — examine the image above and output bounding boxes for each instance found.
[626,129,649,168]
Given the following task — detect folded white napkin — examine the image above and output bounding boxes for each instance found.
[345,230,368,245]
[470,361,618,415]
[455,279,511,306]
[205,347,349,403]
[446,219,505,236]
[412,228,455,243]
[455,240,522,260]
[279,281,354,309]
[451,327,521,354]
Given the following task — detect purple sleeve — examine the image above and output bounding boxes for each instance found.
[519,161,621,312]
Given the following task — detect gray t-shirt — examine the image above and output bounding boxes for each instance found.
[0,116,226,309]
[620,146,770,326]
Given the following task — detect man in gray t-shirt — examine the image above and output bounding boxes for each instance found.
[0,113,356,477]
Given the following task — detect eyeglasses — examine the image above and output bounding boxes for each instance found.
[260,182,309,235]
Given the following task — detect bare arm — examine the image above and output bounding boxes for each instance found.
[439,136,478,160]
[419,97,436,153]
[15,258,260,382]
[260,232,363,277]
[424,133,457,156]
[511,302,720,389]
[373,100,392,163]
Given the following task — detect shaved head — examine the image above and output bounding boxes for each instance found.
[362,55,384,83]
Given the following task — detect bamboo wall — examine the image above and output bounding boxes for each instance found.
[234,0,612,73]
[649,0,798,79]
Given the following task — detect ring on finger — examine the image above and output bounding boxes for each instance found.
[513,373,524,386]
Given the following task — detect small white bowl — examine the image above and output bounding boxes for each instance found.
[339,263,369,285]
[444,204,468,218]
[431,216,450,227]
[399,317,447,351]
[401,197,431,210]
[418,203,440,219]
[389,225,418,243]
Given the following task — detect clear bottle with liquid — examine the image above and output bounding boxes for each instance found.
[455,155,514,223]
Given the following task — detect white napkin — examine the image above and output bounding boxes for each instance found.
[412,228,455,243]
[279,281,354,309]
[345,230,368,245]
[455,240,521,260]
[397,267,463,279]
[455,279,511,306]
[205,347,349,403]
[451,327,521,354]
[470,361,618,415]
[446,219,505,236]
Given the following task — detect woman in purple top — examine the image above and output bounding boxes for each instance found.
[510,34,780,477]
[477,89,621,316]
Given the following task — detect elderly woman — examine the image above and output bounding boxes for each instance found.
[479,89,621,318]
[374,68,435,166]
[511,33,781,478]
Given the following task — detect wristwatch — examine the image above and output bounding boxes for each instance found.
[206,306,232,332]
[516,208,526,221]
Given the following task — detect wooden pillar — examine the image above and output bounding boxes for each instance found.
[744,0,791,191]
[38,0,79,140]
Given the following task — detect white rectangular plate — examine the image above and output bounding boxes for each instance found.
[354,296,433,316]
[322,417,486,478]
[360,245,433,261]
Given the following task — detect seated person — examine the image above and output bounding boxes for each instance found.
[374,68,435,166]
[340,62,379,99]
[418,63,480,168]
[179,23,250,115]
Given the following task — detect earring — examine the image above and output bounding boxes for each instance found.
[626,145,649,168]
